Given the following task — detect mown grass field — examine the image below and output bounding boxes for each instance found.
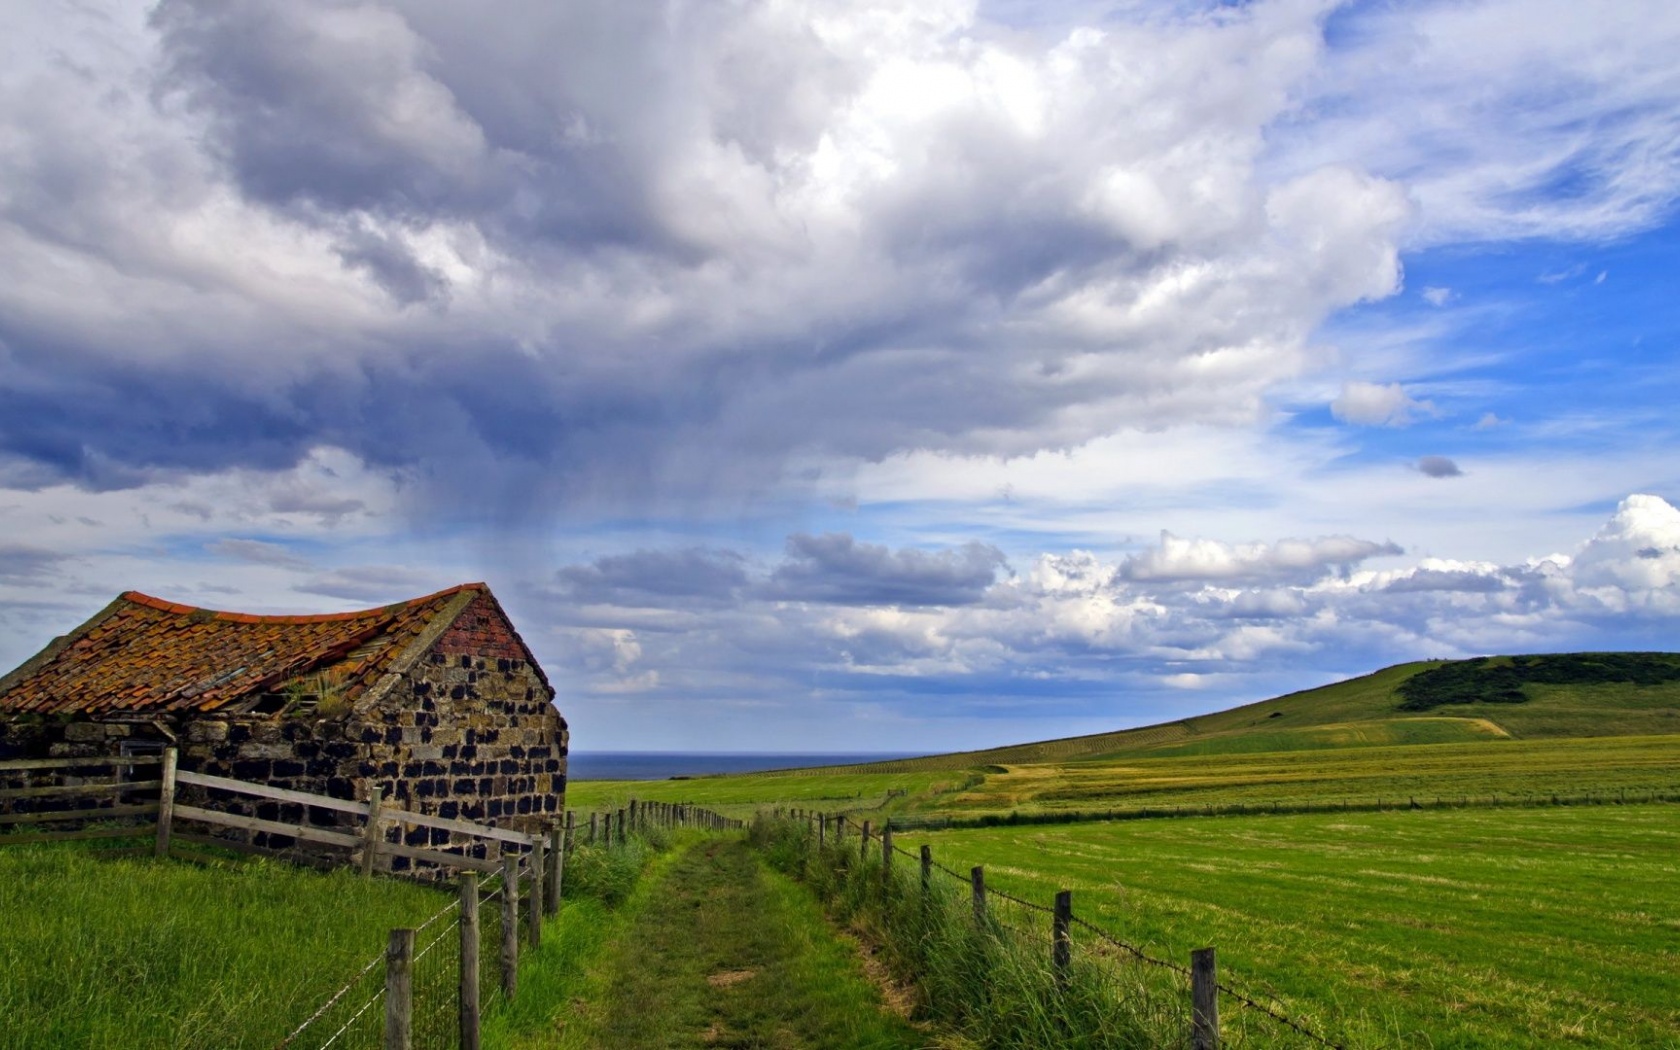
[893,805,1680,1049]
[927,733,1680,816]
[0,839,451,1050]
[571,733,1680,823]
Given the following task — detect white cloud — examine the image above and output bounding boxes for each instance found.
[1273,0,1680,244]
[1119,532,1403,583]
[1330,381,1435,427]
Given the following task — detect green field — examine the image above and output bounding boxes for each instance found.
[570,734,1680,824]
[569,654,1680,827]
[893,805,1680,1049]
[565,768,964,818]
[0,841,450,1050]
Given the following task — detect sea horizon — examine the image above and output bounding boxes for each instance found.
[567,750,922,781]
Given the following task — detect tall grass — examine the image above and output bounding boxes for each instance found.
[0,838,449,1050]
[751,815,1190,1049]
[483,822,678,1047]
[559,822,671,906]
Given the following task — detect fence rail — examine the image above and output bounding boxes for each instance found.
[2,753,745,1050]
[0,750,549,875]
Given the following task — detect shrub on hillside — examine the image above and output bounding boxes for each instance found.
[1397,652,1680,711]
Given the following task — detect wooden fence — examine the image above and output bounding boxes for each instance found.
[0,752,165,849]
[0,752,744,1050]
[290,795,743,1050]
[0,750,547,876]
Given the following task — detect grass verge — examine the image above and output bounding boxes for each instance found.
[0,837,449,1050]
[753,816,1202,1050]
[485,822,681,1047]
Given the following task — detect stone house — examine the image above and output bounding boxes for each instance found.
[0,583,567,857]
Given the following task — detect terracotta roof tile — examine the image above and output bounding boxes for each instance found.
[0,584,486,718]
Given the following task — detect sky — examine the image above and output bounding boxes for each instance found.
[2,0,1679,752]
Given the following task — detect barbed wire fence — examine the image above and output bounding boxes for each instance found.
[277,801,743,1050]
[776,809,1346,1050]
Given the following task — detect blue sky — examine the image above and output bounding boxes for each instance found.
[2,0,1679,751]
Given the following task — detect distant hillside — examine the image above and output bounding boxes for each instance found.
[785,652,1680,775]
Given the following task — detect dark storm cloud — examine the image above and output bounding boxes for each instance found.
[1416,455,1463,478]
[764,533,1007,607]
[149,0,704,251]
[556,548,749,606]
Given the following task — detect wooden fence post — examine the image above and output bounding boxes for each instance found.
[860,820,870,861]
[818,813,826,847]
[360,785,384,878]
[459,873,480,1050]
[154,747,177,858]
[528,837,544,947]
[971,866,986,924]
[384,927,414,1050]
[629,798,638,831]
[1053,891,1072,987]
[920,844,932,898]
[589,811,598,845]
[501,852,519,1001]
[1191,946,1219,1050]
[546,822,563,914]
[881,825,893,893]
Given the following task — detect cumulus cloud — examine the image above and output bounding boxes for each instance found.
[1330,381,1435,427]
[765,534,1007,607]
[1416,455,1463,477]
[1569,493,1680,593]
[529,495,1680,723]
[1118,532,1402,584]
[0,0,1420,514]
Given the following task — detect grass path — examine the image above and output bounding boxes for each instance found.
[530,837,929,1050]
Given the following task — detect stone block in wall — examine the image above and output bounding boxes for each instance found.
[63,722,105,743]
[251,723,283,745]
[238,742,293,761]
[185,721,229,743]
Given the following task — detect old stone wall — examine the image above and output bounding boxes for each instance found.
[2,594,567,873]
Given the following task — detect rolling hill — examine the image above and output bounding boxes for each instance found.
[789,651,1680,775]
